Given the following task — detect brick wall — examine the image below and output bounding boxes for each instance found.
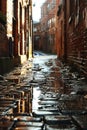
[66,0,87,75]
[0,23,9,57]
[67,27,87,75]
[40,0,60,54]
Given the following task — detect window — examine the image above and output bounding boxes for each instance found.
[51,0,56,9]
[51,17,55,26]
[34,27,37,32]
[48,19,51,28]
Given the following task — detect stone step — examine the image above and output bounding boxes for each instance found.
[32,110,60,117]
[45,124,78,130]
[72,115,87,130]
[44,115,72,125]
[13,127,42,130]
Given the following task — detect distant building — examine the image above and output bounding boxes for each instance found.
[40,0,60,54]
[33,21,41,50]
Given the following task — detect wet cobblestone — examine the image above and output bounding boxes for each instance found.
[0,52,87,129]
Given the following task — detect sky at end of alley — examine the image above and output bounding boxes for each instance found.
[32,0,46,22]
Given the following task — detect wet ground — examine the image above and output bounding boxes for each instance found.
[0,51,87,129]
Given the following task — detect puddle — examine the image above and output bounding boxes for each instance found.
[0,53,86,129]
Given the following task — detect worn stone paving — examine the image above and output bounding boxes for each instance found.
[0,53,87,129]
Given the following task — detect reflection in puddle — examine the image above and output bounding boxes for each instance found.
[0,54,87,129]
[32,87,41,110]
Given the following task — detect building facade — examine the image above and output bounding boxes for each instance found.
[40,0,60,54]
[33,21,41,50]
[0,0,8,57]
[0,0,33,74]
[57,0,87,75]
[65,0,87,75]
[35,0,87,76]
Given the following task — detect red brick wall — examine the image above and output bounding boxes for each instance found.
[0,23,9,57]
[40,0,60,54]
[66,0,87,75]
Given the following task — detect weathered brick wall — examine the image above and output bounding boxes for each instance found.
[66,1,87,75]
[67,27,87,75]
[0,23,9,57]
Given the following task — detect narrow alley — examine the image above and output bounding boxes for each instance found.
[0,0,87,129]
[0,52,87,130]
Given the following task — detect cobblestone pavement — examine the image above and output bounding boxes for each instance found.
[0,52,87,129]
